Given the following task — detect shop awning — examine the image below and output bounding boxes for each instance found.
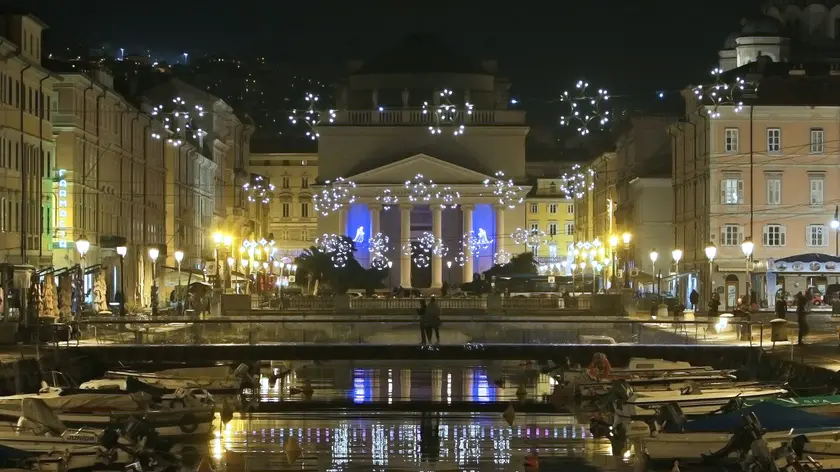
[768,253,840,274]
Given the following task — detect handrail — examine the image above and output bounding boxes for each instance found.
[69,317,764,326]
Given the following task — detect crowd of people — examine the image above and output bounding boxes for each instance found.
[416,296,442,347]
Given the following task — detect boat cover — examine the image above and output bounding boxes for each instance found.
[669,402,840,433]
[16,398,66,435]
[0,443,35,459]
[0,391,152,412]
[137,366,232,379]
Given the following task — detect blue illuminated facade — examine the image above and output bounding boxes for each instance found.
[346,203,372,265]
[472,204,496,273]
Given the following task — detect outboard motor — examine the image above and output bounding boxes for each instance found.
[703,412,765,465]
[611,380,634,403]
[122,416,157,445]
[234,363,258,390]
[657,403,686,433]
[722,397,747,413]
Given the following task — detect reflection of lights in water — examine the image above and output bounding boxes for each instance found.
[372,424,388,466]
[387,369,393,405]
[353,368,371,404]
[492,429,511,465]
[472,369,494,403]
[446,372,452,404]
[331,423,349,468]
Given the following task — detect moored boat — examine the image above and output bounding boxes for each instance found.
[103,364,256,393]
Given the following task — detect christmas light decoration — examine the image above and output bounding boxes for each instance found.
[432,239,449,258]
[375,188,399,210]
[413,252,431,268]
[243,174,275,204]
[495,250,512,265]
[463,230,493,255]
[313,177,356,216]
[692,68,754,118]
[417,232,436,253]
[434,186,460,209]
[483,171,524,209]
[422,89,474,135]
[560,164,596,199]
[511,228,548,252]
[405,174,436,203]
[558,80,610,135]
[453,250,466,267]
[151,96,206,146]
[316,233,353,268]
[288,92,336,140]
[368,233,391,270]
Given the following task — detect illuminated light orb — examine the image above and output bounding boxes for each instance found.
[371,255,391,270]
[463,230,494,256]
[413,252,431,268]
[435,186,460,209]
[368,232,392,269]
[482,171,524,209]
[432,239,449,258]
[313,177,356,216]
[417,232,436,253]
[405,174,436,203]
[243,174,275,204]
[511,228,548,251]
[558,80,610,136]
[152,96,205,146]
[288,92,337,140]
[495,250,513,266]
[560,163,596,199]
[422,88,474,136]
[315,233,353,268]
[692,68,755,119]
[453,250,466,267]
[375,188,399,210]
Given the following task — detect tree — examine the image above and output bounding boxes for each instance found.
[294,240,389,295]
[483,252,538,278]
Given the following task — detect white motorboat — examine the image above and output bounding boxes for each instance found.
[104,364,255,393]
[0,389,213,439]
[614,381,787,418]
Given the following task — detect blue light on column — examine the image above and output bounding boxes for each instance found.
[346,203,371,251]
[472,204,496,272]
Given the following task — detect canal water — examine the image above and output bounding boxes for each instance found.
[207,361,629,472]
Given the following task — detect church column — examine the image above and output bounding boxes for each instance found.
[462,204,474,283]
[370,204,381,236]
[400,204,412,287]
[431,206,443,288]
[495,205,505,257]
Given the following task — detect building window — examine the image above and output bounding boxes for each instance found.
[721,176,743,204]
[529,222,539,232]
[530,203,538,214]
[301,202,309,218]
[724,128,739,153]
[548,203,557,214]
[565,222,575,235]
[722,224,742,246]
[568,204,574,214]
[301,176,309,189]
[549,182,557,194]
[809,175,824,206]
[548,222,558,236]
[281,177,290,189]
[767,128,781,153]
[763,224,786,247]
[810,128,825,154]
[765,175,781,205]
[281,203,290,218]
[807,224,826,247]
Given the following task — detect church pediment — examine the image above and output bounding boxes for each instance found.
[345,153,494,185]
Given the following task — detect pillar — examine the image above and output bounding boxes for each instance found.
[370,204,381,236]
[337,209,347,237]
[400,204,412,288]
[432,206,443,288]
[462,205,474,283]
[495,205,505,257]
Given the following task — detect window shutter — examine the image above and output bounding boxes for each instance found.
[806,226,812,247]
[720,181,726,204]
[762,227,768,246]
[738,227,744,244]
[737,180,744,203]
[781,227,786,246]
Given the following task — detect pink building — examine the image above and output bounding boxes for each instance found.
[674,66,840,310]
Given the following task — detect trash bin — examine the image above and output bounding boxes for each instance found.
[737,314,752,341]
[719,313,734,333]
[770,318,788,344]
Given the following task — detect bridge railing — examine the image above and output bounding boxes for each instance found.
[51,317,764,347]
[248,295,592,311]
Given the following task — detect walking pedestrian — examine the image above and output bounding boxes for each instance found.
[775,294,787,320]
[796,291,809,345]
[427,296,441,345]
[689,289,699,311]
[708,292,720,316]
[417,299,428,346]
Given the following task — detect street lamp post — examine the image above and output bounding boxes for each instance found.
[672,248,683,305]
[388,261,394,289]
[622,232,632,288]
[609,235,619,290]
[446,260,452,285]
[741,237,754,306]
[75,235,90,318]
[212,232,222,289]
[148,247,160,316]
[174,249,184,311]
[226,257,235,293]
[116,246,127,316]
[649,249,659,295]
[705,243,717,313]
[831,205,839,257]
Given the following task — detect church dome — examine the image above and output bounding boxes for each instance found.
[354,34,487,75]
[723,32,739,49]
[740,15,784,36]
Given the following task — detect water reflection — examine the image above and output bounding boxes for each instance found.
[221,413,615,472]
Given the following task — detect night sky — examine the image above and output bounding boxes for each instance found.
[16,0,762,102]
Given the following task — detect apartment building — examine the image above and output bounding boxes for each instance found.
[525,178,575,265]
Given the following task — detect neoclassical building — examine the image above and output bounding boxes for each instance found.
[314,35,531,289]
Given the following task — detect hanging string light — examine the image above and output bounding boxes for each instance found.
[495,250,512,266]
[434,186,460,209]
[316,233,353,268]
[368,233,391,270]
[151,96,206,146]
[560,164,596,199]
[483,171,523,209]
[288,92,337,140]
[463,230,494,256]
[417,232,436,253]
[432,239,449,258]
[422,88,474,136]
[243,174,275,204]
[692,68,754,118]
[405,174,436,203]
[313,177,356,216]
[453,250,466,267]
[558,80,610,135]
[413,252,431,268]
[375,188,399,210]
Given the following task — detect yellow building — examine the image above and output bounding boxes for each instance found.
[249,152,318,259]
[52,66,166,305]
[525,178,575,266]
[0,12,59,266]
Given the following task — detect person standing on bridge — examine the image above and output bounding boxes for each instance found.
[427,296,441,345]
[417,299,428,345]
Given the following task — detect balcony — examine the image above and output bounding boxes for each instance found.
[330,109,526,126]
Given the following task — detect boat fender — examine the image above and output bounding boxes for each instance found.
[179,413,199,434]
[169,397,187,410]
